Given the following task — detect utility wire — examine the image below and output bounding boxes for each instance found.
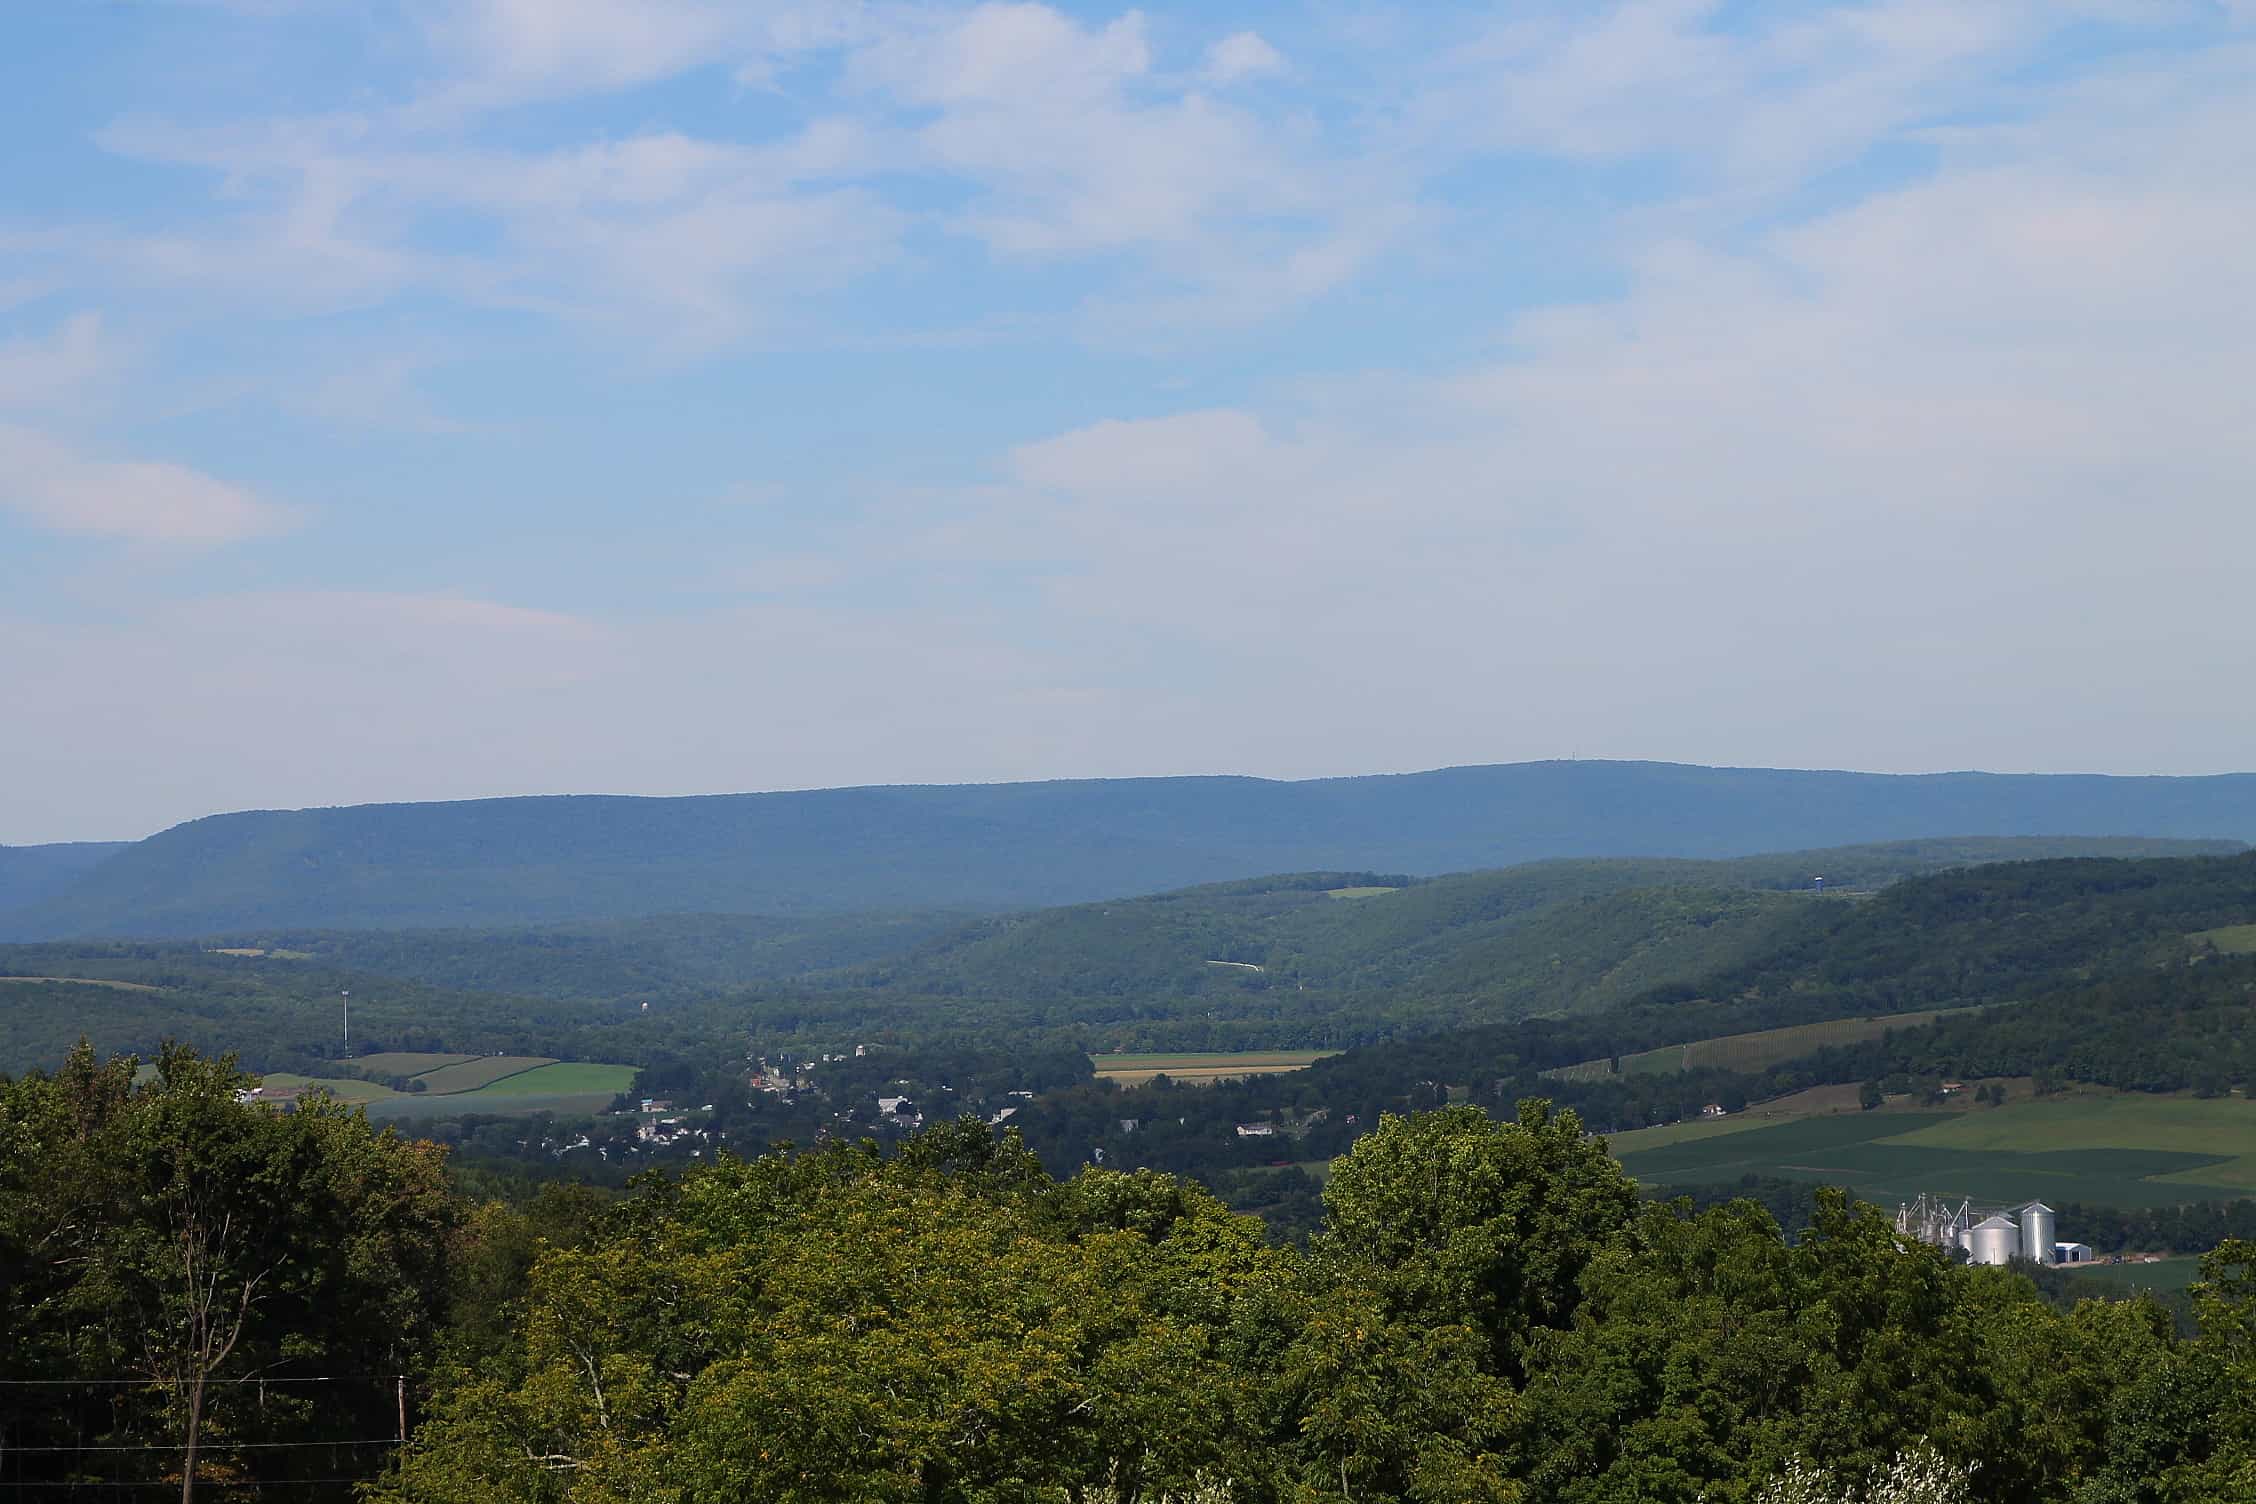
[2,1441,400,1454]
[0,1376,403,1387]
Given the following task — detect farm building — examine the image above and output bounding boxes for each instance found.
[1968,1215,2022,1266]
[2055,1242,2095,1264]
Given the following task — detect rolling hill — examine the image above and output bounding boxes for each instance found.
[142,837,2236,1061]
[9,761,2256,937]
[0,842,133,916]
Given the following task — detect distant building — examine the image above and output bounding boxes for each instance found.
[1118,1118,1139,1134]
[1968,1214,2022,1266]
[2055,1242,2094,1264]
[1235,1123,1276,1138]
[1701,1103,1728,1118]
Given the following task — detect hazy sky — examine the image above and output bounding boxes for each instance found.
[4,1,2253,843]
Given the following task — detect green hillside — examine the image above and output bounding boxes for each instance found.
[0,841,132,916]
[845,837,2240,1011]
[1002,848,2256,1204]
[245,908,972,1000]
[9,759,2254,936]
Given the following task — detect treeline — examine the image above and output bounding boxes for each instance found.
[11,1051,2256,1502]
[1800,962,2256,1095]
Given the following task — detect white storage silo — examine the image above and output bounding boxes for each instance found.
[2019,1203,2057,1265]
[1968,1214,2021,1266]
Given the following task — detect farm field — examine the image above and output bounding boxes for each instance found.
[1883,1095,2256,1190]
[1324,886,1399,899]
[255,1072,400,1104]
[1617,1091,2256,1210]
[351,1051,480,1077]
[411,1055,556,1092]
[362,1061,636,1119]
[256,1056,634,1118]
[2193,923,2256,954]
[1091,1050,1334,1086]
[1545,1009,1956,1083]
[2059,1256,2205,1299]
[456,1061,638,1097]
[0,975,166,993]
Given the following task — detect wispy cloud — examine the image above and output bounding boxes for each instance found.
[0,425,291,545]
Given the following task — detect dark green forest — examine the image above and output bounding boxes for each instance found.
[6,1053,2255,1502]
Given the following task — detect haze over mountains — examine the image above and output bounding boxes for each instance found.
[6,760,2256,939]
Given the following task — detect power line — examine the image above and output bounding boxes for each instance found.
[0,1377,402,1387]
[0,1480,387,1490]
[2,1441,400,1454]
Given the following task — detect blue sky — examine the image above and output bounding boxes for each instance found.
[3,0,2253,842]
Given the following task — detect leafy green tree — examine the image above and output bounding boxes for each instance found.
[1317,1102,1638,1382]
[0,1041,456,1498]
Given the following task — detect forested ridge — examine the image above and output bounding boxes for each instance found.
[1001,853,2256,1195]
[8,760,2252,937]
[6,1051,2256,1502]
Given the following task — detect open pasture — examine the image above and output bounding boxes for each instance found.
[1883,1094,2256,1190]
[1547,1010,1954,1083]
[2060,1256,2205,1299]
[1617,1092,2256,1210]
[255,1072,399,1103]
[1324,886,1400,899]
[0,976,167,993]
[351,1051,478,1077]
[362,1061,638,1119]
[411,1055,556,1092]
[2193,924,2256,954]
[1092,1050,1333,1086]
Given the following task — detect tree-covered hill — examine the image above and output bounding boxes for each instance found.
[843,837,2240,1010]
[0,840,132,914]
[198,838,2233,1011]
[9,759,2256,936]
[1007,848,2256,1185]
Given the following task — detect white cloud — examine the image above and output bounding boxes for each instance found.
[0,314,114,408]
[908,48,2256,775]
[410,0,870,115]
[0,425,290,545]
[1203,30,1285,84]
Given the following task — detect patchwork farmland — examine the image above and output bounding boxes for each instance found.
[1611,1089,2256,1210]
[1091,1050,1335,1087]
[258,1052,637,1119]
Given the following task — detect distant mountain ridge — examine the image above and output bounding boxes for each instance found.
[0,843,135,916]
[7,760,2256,938]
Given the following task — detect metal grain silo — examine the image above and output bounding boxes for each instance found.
[1968,1214,2021,1267]
[2020,1203,2057,1265]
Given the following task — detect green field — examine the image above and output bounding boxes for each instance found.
[1092,1050,1334,1086]
[2193,923,2256,954]
[351,1051,479,1077]
[455,1061,638,1098]
[1547,1010,1955,1083]
[0,976,167,993]
[1324,886,1400,899]
[1617,1092,2256,1210]
[257,1057,633,1118]
[2059,1256,2205,1299]
[255,1072,400,1103]
[1883,1095,2256,1189]
[355,1061,639,1120]
[411,1055,556,1092]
